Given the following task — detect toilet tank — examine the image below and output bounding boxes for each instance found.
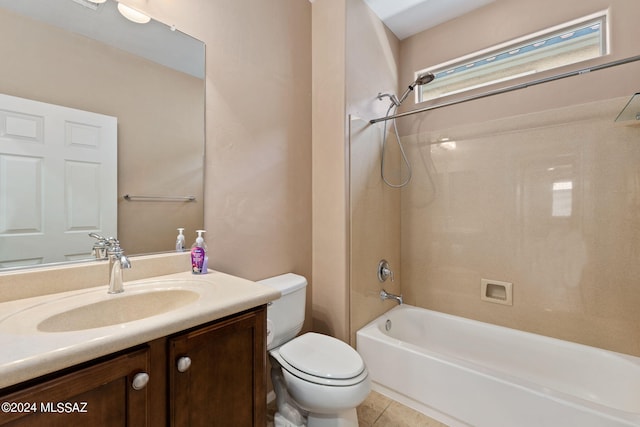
[258,273,307,350]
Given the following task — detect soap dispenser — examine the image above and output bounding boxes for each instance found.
[190,230,208,274]
[176,228,186,252]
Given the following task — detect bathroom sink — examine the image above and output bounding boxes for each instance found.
[0,270,281,391]
[0,279,210,335]
[37,289,200,332]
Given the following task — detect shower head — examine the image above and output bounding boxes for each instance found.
[397,72,435,105]
[414,72,436,87]
[377,73,436,108]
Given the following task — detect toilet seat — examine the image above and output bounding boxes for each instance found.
[272,332,367,387]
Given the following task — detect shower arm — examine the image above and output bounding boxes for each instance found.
[369,54,640,125]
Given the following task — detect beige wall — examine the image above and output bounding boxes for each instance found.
[130,0,313,329]
[311,0,403,343]
[311,0,350,340]
[0,7,204,256]
[346,0,402,344]
[394,0,640,356]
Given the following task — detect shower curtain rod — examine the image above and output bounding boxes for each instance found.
[369,54,640,124]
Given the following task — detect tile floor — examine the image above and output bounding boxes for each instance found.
[356,391,448,427]
[267,391,449,427]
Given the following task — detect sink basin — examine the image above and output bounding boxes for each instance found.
[37,289,200,333]
[0,279,212,335]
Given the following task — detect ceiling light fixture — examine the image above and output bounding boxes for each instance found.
[72,0,103,9]
[117,3,151,24]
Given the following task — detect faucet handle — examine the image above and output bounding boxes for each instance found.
[107,238,130,267]
[89,233,109,260]
[106,237,122,251]
[377,259,394,282]
[89,232,107,242]
[106,238,129,264]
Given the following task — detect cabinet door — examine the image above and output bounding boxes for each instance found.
[169,307,266,427]
[0,347,150,427]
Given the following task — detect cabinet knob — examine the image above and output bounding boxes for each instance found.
[177,356,192,373]
[131,372,150,390]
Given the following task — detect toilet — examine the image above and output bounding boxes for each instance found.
[260,273,370,427]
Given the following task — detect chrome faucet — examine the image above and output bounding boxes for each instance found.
[107,238,131,294]
[380,289,403,305]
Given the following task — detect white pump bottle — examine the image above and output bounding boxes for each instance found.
[176,228,186,252]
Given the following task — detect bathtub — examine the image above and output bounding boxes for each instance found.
[356,305,640,427]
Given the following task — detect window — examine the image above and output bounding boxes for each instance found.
[417,13,608,103]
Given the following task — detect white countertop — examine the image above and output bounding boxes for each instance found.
[0,270,280,389]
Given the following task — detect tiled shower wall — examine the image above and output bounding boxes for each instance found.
[400,94,640,356]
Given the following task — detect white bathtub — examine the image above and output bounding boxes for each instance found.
[356,305,640,427]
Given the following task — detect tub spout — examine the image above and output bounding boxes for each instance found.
[380,289,403,305]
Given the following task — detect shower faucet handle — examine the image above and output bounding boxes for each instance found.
[377,259,394,282]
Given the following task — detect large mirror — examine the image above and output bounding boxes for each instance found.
[0,0,205,270]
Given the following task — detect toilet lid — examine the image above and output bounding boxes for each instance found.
[278,332,365,380]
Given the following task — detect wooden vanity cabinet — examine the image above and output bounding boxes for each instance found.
[0,305,267,427]
[0,347,150,426]
[169,307,267,427]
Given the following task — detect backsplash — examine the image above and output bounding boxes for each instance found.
[0,252,191,303]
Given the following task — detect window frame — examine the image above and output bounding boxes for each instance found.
[416,11,609,104]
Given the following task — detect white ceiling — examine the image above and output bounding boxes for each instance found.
[363,0,495,40]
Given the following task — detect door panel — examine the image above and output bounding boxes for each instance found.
[0,93,117,267]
